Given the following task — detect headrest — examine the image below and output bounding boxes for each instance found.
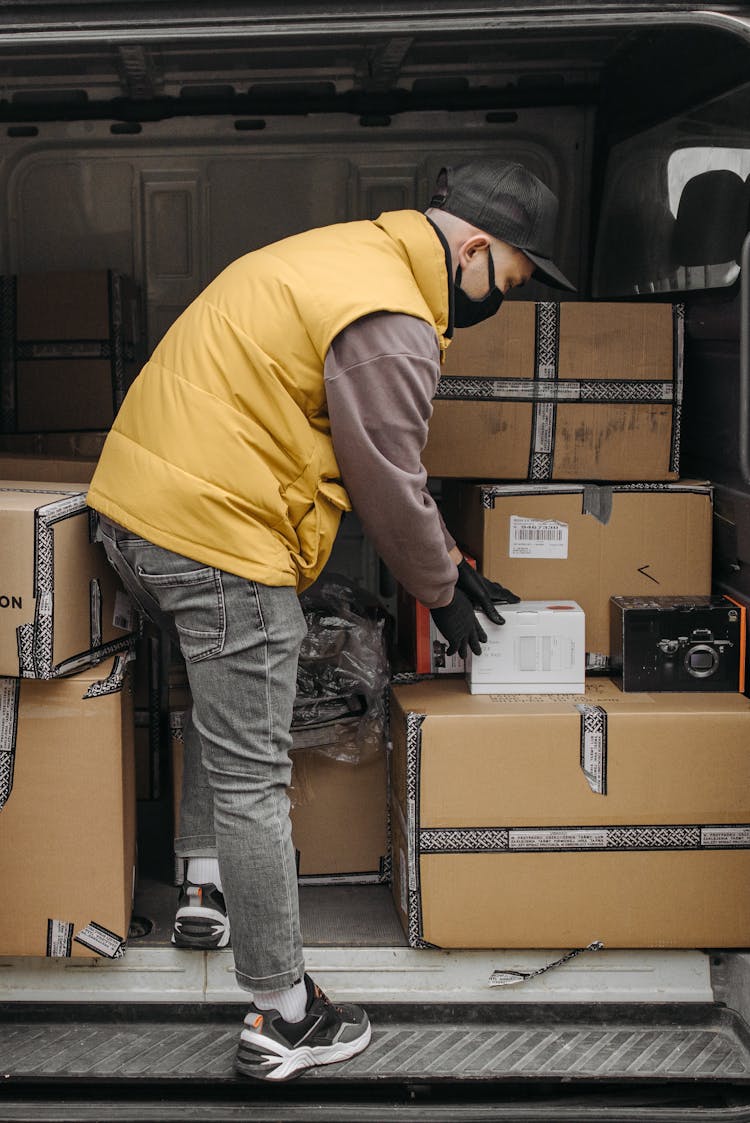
[673,169,749,265]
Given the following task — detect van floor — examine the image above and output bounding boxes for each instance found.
[133,875,407,947]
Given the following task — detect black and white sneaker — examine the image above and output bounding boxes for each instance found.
[171,881,231,949]
[235,974,371,1081]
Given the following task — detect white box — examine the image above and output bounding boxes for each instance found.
[466,600,586,694]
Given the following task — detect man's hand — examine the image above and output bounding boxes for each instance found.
[455,559,519,626]
[430,589,487,658]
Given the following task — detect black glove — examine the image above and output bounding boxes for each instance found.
[430,588,487,659]
[455,559,519,625]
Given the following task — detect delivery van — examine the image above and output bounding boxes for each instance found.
[2,2,750,1118]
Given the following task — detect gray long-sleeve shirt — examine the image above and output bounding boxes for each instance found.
[324,311,457,610]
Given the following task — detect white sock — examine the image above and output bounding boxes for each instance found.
[254,977,308,1023]
[187,857,222,891]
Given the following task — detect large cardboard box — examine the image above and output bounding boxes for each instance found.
[390,677,750,949]
[0,656,136,957]
[424,301,683,481]
[0,480,138,677]
[442,481,712,668]
[170,706,389,884]
[0,270,142,434]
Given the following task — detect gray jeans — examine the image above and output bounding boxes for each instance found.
[97,516,308,993]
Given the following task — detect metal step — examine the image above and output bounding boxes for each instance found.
[4,1003,750,1121]
[2,1002,750,1086]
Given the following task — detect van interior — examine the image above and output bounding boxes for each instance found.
[2,3,750,1116]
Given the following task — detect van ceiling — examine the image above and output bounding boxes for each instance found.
[0,2,747,136]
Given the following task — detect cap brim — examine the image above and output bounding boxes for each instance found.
[524,250,577,292]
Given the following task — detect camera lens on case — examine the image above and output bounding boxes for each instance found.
[684,643,720,678]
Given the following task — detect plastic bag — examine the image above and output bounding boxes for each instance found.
[292,574,390,764]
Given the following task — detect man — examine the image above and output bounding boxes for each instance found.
[87,159,574,1082]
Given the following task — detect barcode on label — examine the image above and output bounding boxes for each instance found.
[509,516,569,559]
[517,526,565,542]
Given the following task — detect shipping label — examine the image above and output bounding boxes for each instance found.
[509,515,568,558]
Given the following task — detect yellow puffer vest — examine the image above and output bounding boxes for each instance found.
[87,210,451,590]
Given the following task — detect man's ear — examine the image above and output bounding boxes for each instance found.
[456,234,491,270]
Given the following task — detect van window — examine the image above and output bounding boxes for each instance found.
[594,83,750,297]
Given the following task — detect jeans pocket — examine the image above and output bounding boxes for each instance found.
[137,559,226,663]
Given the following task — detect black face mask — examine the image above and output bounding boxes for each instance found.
[454,250,504,328]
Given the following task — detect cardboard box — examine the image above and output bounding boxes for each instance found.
[442,482,712,668]
[610,594,746,692]
[0,480,139,677]
[424,301,683,480]
[0,655,136,957]
[170,706,389,884]
[390,677,750,949]
[466,601,585,694]
[16,361,118,432]
[289,746,389,881]
[1,270,142,434]
[0,453,98,483]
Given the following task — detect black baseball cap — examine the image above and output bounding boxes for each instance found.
[429,161,576,291]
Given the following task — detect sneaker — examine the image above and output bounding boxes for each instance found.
[171,881,231,949]
[235,974,371,1081]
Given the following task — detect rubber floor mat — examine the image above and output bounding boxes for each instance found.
[2,1003,750,1085]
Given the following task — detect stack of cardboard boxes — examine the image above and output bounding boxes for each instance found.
[0,270,142,443]
[392,299,750,950]
[0,454,139,958]
[5,288,749,960]
[0,267,145,958]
